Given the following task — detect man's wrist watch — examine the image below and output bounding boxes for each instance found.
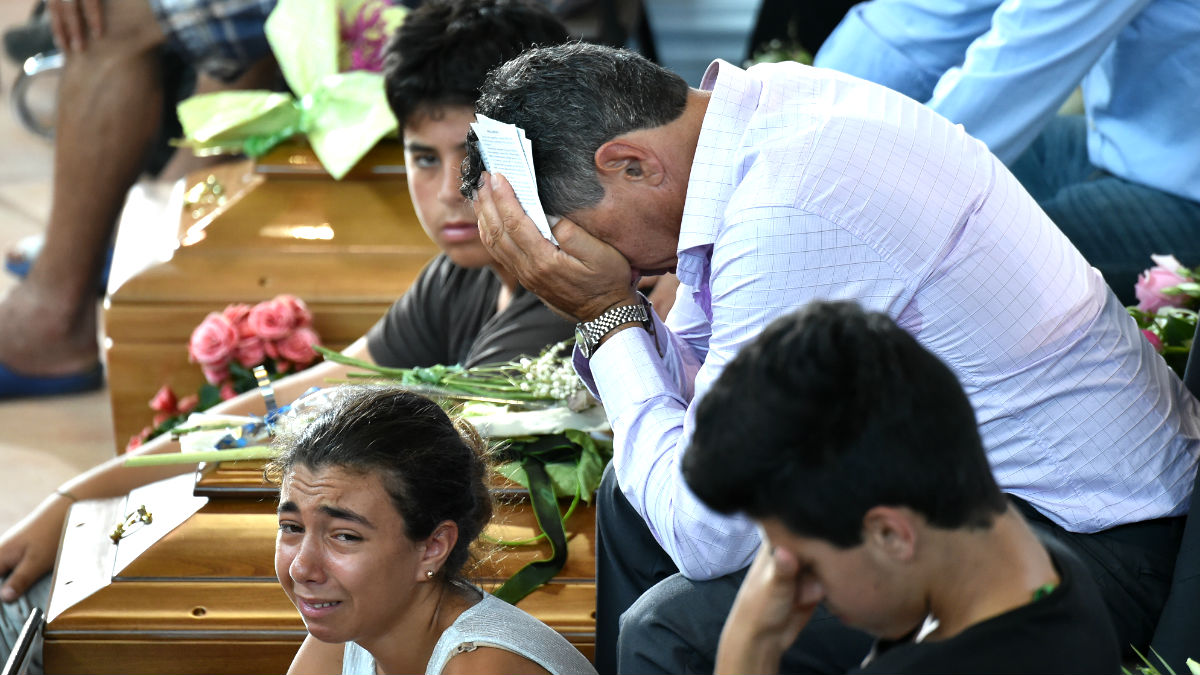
[575,301,651,359]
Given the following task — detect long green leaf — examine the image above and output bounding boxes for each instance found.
[491,458,571,604]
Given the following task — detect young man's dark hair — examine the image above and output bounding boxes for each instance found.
[383,0,571,129]
[461,42,689,216]
[683,300,1008,547]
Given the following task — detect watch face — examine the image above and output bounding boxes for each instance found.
[575,324,592,358]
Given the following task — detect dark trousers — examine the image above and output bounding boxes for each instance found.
[596,465,1185,674]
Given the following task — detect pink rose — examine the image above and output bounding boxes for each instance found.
[1142,329,1164,353]
[277,295,313,328]
[222,303,255,339]
[153,412,172,427]
[148,384,178,413]
[202,363,230,386]
[189,312,238,366]
[1135,257,1190,313]
[234,336,267,369]
[177,394,199,415]
[219,382,238,401]
[248,298,296,340]
[275,327,322,367]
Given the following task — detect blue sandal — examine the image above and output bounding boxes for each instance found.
[0,362,104,399]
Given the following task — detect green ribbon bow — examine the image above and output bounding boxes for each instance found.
[176,0,405,179]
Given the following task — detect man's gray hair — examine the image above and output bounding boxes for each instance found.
[461,42,689,216]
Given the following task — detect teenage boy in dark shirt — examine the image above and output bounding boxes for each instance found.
[682,301,1121,674]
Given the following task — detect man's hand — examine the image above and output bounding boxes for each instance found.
[0,494,71,603]
[715,543,822,675]
[49,0,105,53]
[474,172,638,322]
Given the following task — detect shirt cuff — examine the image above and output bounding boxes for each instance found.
[573,307,673,406]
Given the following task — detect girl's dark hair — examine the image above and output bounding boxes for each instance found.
[382,0,571,129]
[267,386,492,580]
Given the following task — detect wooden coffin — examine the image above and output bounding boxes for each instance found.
[43,460,596,674]
[104,143,440,451]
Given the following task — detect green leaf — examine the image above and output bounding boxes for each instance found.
[1160,313,1197,346]
[565,430,612,504]
[491,458,570,605]
[1164,282,1200,297]
[198,383,223,411]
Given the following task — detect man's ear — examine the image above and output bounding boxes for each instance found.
[862,506,917,563]
[594,139,666,186]
[416,520,459,581]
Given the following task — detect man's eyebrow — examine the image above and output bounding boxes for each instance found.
[319,504,375,529]
[278,501,298,514]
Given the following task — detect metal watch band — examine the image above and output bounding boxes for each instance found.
[577,302,650,358]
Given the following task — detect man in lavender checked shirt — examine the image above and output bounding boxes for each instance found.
[465,43,1200,674]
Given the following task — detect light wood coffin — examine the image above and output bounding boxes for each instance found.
[43,460,597,674]
[104,143,440,451]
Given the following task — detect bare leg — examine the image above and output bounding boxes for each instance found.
[0,0,165,376]
[0,5,276,379]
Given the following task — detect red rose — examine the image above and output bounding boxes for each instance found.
[189,312,238,366]
[248,298,296,340]
[222,303,255,338]
[234,336,267,369]
[202,363,230,386]
[126,426,153,452]
[177,394,199,415]
[153,412,172,427]
[277,295,313,328]
[148,384,178,414]
[276,327,322,367]
[1142,329,1165,353]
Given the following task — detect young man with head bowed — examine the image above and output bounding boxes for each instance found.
[684,301,1120,674]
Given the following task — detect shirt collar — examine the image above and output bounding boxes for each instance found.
[676,59,762,289]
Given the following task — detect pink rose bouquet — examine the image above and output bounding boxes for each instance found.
[130,294,323,450]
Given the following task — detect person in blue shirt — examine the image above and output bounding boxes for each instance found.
[814,0,1200,304]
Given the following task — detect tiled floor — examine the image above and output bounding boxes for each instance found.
[0,5,116,536]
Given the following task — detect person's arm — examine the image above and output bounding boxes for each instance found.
[816,0,1151,163]
[0,339,374,602]
[286,634,346,675]
[474,176,909,579]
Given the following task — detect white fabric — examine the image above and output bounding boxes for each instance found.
[341,588,596,674]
